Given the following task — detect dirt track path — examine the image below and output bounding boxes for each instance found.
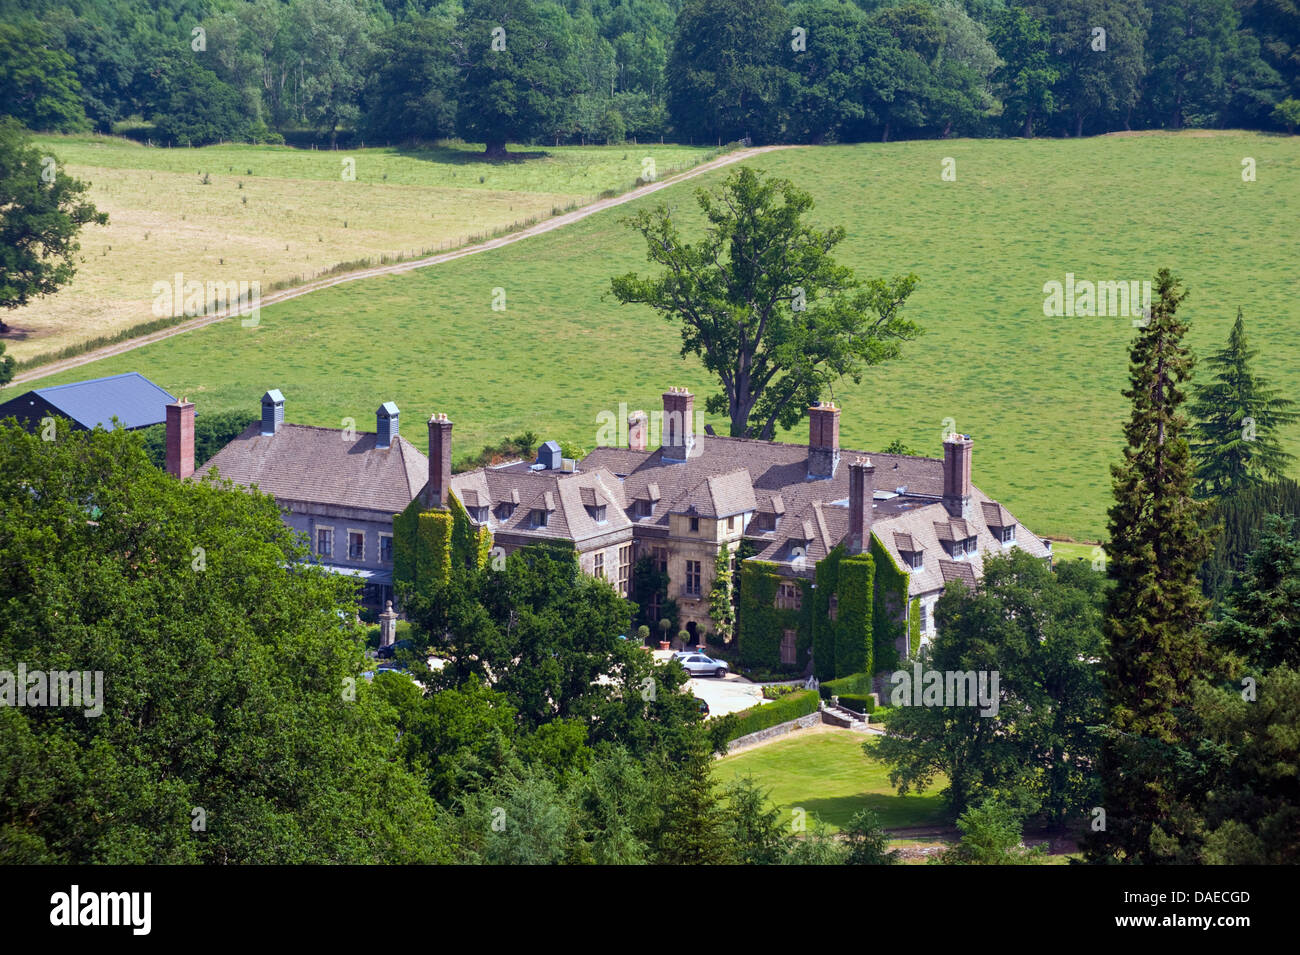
[11,144,796,387]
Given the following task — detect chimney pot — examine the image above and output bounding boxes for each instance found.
[426,413,453,508]
[165,399,195,479]
[661,387,695,462]
[943,434,974,518]
[847,457,875,554]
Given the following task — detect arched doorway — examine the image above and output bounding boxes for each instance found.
[686,621,698,648]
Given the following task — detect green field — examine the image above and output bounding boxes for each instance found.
[6,135,715,363]
[13,131,1300,539]
[716,730,948,831]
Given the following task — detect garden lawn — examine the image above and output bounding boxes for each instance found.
[715,728,948,832]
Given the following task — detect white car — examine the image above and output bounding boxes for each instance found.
[677,653,729,679]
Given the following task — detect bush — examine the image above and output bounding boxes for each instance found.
[761,683,799,700]
[818,671,874,701]
[834,693,875,714]
[720,689,819,742]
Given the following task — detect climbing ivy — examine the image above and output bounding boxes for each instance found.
[909,597,922,659]
[870,534,909,675]
[736,561,811,671]
[393,492,490,597]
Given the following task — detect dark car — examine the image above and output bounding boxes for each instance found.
[376,638,413,660]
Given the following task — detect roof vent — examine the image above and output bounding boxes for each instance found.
[261,389,284,436]
[536,440,562,470]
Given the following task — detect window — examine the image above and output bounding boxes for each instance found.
[593,552,604,580]
[618,544,632,596]
[531,509,549,528]
[497,502,516,521]
[379,534,394,563]
[653,547,668,572]
[471,506,489,524]
[348,530,365,561]
[689,516,700,533]
[316,527,333,558]
[910,550,924,570]
[635,499,653,519]
[999,525,1016,543]
[921,602,931,633]
[685,560,702,596]
[776,582,802,611]
[780,629,797,665]
[728,515,736,532]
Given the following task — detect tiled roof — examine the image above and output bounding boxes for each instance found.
[196,423,428,512]
[447,465,632,545]
[939,559,978,590]
[981,501,1014,528]
[676,469,757,518]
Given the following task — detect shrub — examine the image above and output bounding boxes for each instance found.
[818,672,874,701]
[720,689,819,741]
[835,693,875,714]
[761,684,799,700]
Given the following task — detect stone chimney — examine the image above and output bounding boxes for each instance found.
[376,402,399,449]
[165,398,195,479]
[661,387,694,462]
[426,413,452,508]
[261,389,284,436]
[628,410,648,452]
[808,401,841,479]
[943,433,973,518]
[847,457,875,554]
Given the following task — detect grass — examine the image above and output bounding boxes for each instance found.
[11,131,1300,539]
[5,135,716,363]
[715,729,948,832]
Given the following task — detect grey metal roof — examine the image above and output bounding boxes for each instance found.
[32,372,176,431]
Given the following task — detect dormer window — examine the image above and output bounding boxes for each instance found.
[998,525,1016,544]
[496,502,516,521]
[470,506,489,524]
[689,516,700,532]
[634,499,653,519]
[531,508,549,528]
[909,550,924,571]
[586,504,607,523]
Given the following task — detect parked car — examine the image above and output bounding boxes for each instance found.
[677,653,729,679]
[376,638,413,660]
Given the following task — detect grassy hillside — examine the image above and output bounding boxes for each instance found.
[4,135,715,363]
[12,131,1299,539]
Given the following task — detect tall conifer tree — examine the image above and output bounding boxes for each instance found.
[1189,308,1298,497]
[1090,269,1218,864]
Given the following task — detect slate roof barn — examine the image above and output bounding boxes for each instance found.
[0,372,177,433]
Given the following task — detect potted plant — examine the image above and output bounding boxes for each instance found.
[657,618,672,651]
[636,624,651,647]
[677,630,690,651]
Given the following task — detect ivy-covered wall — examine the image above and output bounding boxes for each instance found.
[392,492,490,597]
[870,534,909,675]
[737,561,812,672]
[909,597,922,659]
[738,533,911,680]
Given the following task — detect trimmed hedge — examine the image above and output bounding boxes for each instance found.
[835,693,875,714]
[818,671,874,700]
[721,689,819,741]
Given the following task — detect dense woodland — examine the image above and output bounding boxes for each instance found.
[2,0,1300,150]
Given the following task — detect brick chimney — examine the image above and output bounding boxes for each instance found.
[847,457,875,554]
[165,398,195,479]
[376,402,399,449]
[628,410,648,452]
[260,389,284,436]
[808,401,840,479]
[426,413,452,508]
[661,387,694,462]
[943,434,973,518]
